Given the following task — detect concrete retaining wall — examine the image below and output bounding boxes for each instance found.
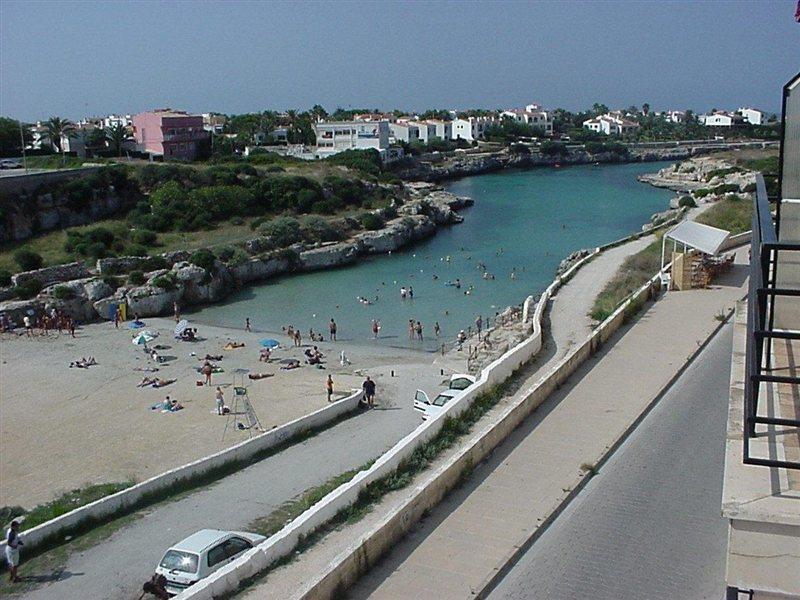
[2,389,364,555]
[0,166,101,196]
[720,230,752,251]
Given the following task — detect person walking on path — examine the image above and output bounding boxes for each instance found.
[215,387,225,415]
[326,374,334,402]
[202,361,213,386]
[245,318,251,332]
[329,319,337,341]
[362,376,376,408]
[5,519,23,583]
[475,315,483,335]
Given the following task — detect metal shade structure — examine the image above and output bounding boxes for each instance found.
[660,220,731,272]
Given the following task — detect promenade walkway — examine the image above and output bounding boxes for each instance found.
[348,248,747,599]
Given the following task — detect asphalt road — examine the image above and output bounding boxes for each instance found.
[487,323,732,600]
[14,362,444,600]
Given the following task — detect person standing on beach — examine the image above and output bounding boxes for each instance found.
[329,319,337,341]
[202,361,213,385]
[415,321,424,341]
[294,330,302,347]
[362,376,376,407]
[215,387,225,415]
[114,306,121,329]
[5,520,23,583]
[174,301,181,323]
[475,315,483,335]
[434,321,441,337]
[245,318,251,332]
[326,374,334,402]
[372,319,380,339]
[408,319,415,340]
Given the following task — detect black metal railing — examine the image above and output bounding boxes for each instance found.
[743,174,800,470]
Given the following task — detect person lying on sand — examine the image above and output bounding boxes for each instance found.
[223,342,245,349]
[150,397,183,411]
[134,367,159,373]
[70,356,97,368]
[138,377,176,388]
[248,373,274,380]
[280,359,301,370]
[199,354,223,361]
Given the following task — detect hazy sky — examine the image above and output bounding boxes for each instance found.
[1,0,797,121]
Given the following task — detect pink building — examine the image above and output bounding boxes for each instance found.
[132,109,209,160]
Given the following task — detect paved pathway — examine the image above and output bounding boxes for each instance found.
[487,323,732,600]
[13,361,445,600]
[347,251,747,599]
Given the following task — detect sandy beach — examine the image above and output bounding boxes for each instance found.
[0,317,459,508]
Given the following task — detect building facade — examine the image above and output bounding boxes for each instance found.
[501,103,554,134]
[582,113,641,136]
[738,107,764,125]
[132,109,209,160]
[451,116,495,141]
[389,122,420,144]
[312,120,390,158]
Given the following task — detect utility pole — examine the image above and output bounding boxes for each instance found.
[18,121,28,174]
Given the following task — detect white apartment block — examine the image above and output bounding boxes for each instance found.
[664,110,686,123]
[451,116,496,141]
[103,114,133,129]
[427,119,452,141]
[501,103,554,134]
[582,113,640,136]
[738,107,764,125]
[406,121,437,143]
[312,120,390,158]
[389,122,420,143]
[700,111,745,127]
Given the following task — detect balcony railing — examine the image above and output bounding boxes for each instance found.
[743,173,800,470]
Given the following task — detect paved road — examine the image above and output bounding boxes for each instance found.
[487,323,732,600]
[15,362,444,600]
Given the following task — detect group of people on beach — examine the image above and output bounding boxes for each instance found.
[3,308,77,338]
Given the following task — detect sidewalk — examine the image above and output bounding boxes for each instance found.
[348,249,747,599]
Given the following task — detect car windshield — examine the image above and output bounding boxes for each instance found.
[432,393,452,407]
[159,550,199,574]
[449,378,473,390]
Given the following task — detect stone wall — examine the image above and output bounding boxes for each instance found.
[11,262,92,287]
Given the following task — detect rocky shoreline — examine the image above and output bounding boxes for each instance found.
[0,186,472,324]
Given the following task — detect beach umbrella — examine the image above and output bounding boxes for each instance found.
[260,338,279,348]
[174,319,189,336]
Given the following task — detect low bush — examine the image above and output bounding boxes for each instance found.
[131,229,157,246]
[259,217,302,247]
[142,256,168,271]
[14,279,42,299]
[190,248,217,273]
[299,216,340,243]
[52,285,76,300]
[128,270,146,286]
[151,274,177,291]
[14,249,44,271]
[678,196,696,208]
[0,270,11,287]
[126,243,148,257]
[359,212,384,231]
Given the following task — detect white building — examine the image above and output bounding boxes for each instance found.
[451,116,496,141]
[389,122,420,143]
[103,114,133,129]
[501,103,553,134]
[426,119,452,141]
[312,120,390,158]
[700,111,745,127]
[664,110,686,124]
[582,113,640,136]
[406,121,437,143]
[738,107,764,126]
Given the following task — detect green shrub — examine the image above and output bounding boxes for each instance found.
[14,279,42,299]
[14,249,44,271]
[190,248,217,273]
[742,182,757,193]
[217,246,236,262]
[52,285,76,300]
[259,216,302,247]
[540,141,568,156]
[324,149,383,175]
[126,243,148,257]
[678,196,696,208]
[142,256,168,271]
[131,229,157,245]
[509,143,530,155]
[694,188,712,198]
[711,183,740,195]
[128,270,146,285]
[299,215,340,243]
[359,212,385,231]
[151,274,177,291]
[0,270,11,287]
[227,248,249,266]
[86,242,111,259]
[101,275,123,289]
[381,205,398,220]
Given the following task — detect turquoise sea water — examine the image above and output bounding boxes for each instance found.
[189,162,673,349]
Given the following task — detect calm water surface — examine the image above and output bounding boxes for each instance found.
[190,162,673,349]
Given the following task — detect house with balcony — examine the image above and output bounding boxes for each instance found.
[132,109,210,160]
[501,103,554,134]
[312,120,390,158]
[427,119,452,141]
[389,122,420,144]
[451,116,496,141]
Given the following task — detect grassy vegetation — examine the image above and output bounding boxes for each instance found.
[0,482,133,533]
[591,237,662,322]
[696,196,751,234]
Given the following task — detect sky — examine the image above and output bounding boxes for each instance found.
[1,0,798,121]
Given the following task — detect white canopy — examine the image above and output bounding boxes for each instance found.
[664,221,730,256]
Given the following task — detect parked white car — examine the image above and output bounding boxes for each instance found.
[0,159,22,169]
[155,529,266,595]
[413,374,476,420]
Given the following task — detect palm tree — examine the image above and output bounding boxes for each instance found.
[45,116,74,153]
[105,123,127,157]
